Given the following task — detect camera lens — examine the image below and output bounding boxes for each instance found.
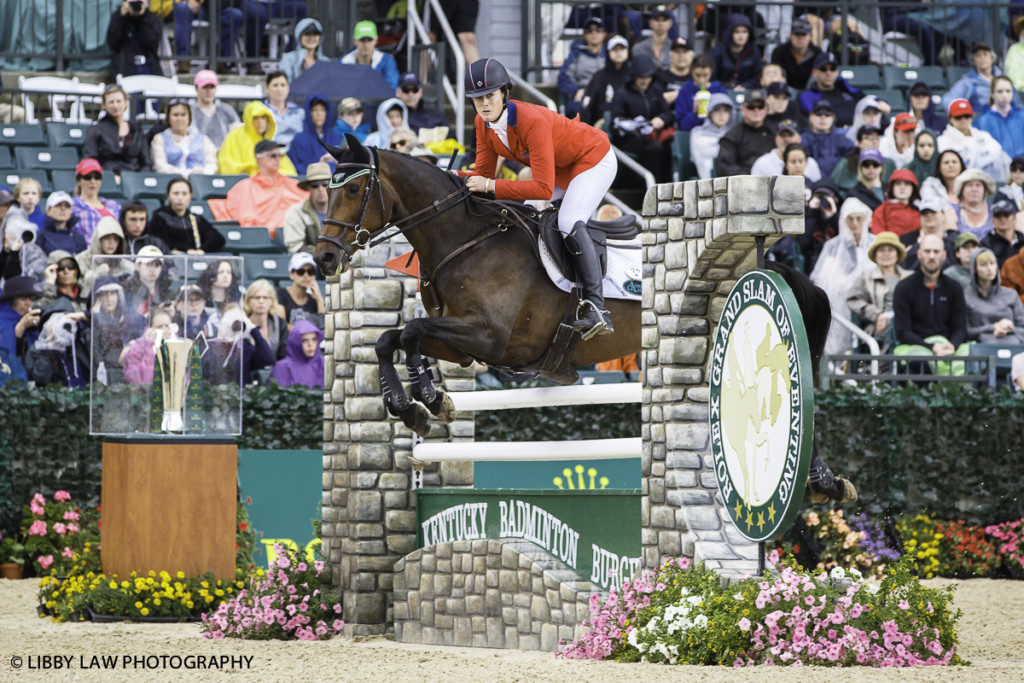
[21,230,33,242]
[232,320,244,333]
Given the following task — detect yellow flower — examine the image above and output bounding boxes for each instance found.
[135,601,143,609]
[153,598,161,606]
[140,607,149,616]
[109,581,117,589]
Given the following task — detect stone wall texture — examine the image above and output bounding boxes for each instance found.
[640,175,804,579]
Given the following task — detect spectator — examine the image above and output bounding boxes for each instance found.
[847,231,912,349]
[631,6,674,71]
[920,149,966,222]
[433,0,481,64]
[35,192,85,256]
[751,120,821,180]
[870,169,921,237]
[364,98,409,149]
[788,178,839,272]
[287,95,343,174]
[243,279,287,359]
[893,233,970,372]
[340,21,399,90]
[24,298,89,388]
[222,140,307,233]
[759,63,786,89]
[798,52,863,128]
[277,252,324,328]
[657,37,695,104]
[765,81,803,129]
[0,275,43,383]
[333,98,371,142]
[942,42,1022,115]
[75,216,127,294]
[83,86,151,176]
[811,196,875,355]
[123,245,173,315]
[1008,16,1024,91]
[770,16,820,91]
[0,190,13,232]
[901,196,957,271]
[847,95,891,145]
[170,2,239,65]
[673,54,726,133]
[151,99,218,177]
[938,98,1011,183]
[1002,232,1024,305]
[89,275,146,383]
[831,125,894,196]
[263,71,304,149]
[708,14,762,91]
[689,93,735,179]
[218,101,299,176]
[70,159,122,244]
[717,90,775,176]
[964,247,1024,343]
[582,35,630,127]
[227,1,307,66]
[278,18,330,83]
[120,306,173,387]
[1,210,46,284]
[881,113,920,169]
[396,73,448,134]
[191,70,241,149]
[1015,351,1024,391]
[782,143,814,180]
[201,304,274,386]
[269,319,323,388]
[945,232,980,291]
[825,15,871,66]
[388,127,417,154]
[106,0,161,78]
[610,54,674,182]
[953,168,996,239]
[906,82,947,133]
[119,201,169,255]
[38,250,88,311]
[199,259,243,312]
[975,76,1024,159]
[801,100,856,176]
[905,130,939,186]
[13,178,44,230]
[283,162,330,254]
[172,284,212,340]
[1003,154,1024,208]
[847,148,886,211]
[558,16,608,118]
[147,178,225,254]
[980,194,1024,267]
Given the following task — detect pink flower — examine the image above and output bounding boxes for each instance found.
[54,491,71,502]
[32,493,46,506]
[38,555,54,569]
[52,522,67,535]
[29,502,45,516]
[333,619,344,630]
[28,520,47,536]
[63,510,79,521]
[61,546,75,558]
[66,523,79,533]
[738,617,751,631]
[897,600,910,611]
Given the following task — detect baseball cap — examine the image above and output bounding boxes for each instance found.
[650,5,672,19]
[948,98,974,117]
[972,41,993,54]
[777,119,800,135]
[1011,154,1024,170]
[992,194,1018,215]
[0,189,13,206]
[398,72,422,90]
[893,112,917,132]
[743,89,766,105]
[254,139,285,156]
[75,158,103,177]
[811,99,834,115]
[194,69,218,89]
[791,17,812,35]
[136,245,163,265]
[670,37,692,51]
[766,81,790,97]
[353,20,378,41]
[908,82,931,97]
[45,190,73,210]
[583,16,604,29]
[856,123,882,140]
[607,35,629,51]
[917,196,945,214]
[955,232,980,249]
[859,148,884,165]
[338,97,363,115]
[289,252,316,272]
[813,52,838,69]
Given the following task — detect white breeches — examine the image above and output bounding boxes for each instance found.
[549,147,618,235]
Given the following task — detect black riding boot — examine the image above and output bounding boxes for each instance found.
[564,222,613,340]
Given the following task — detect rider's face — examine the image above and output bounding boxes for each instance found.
[471,90,504,123]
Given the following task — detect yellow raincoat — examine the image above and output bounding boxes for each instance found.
[217,100,298,177]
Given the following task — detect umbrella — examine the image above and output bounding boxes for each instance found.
[288,62,395,103]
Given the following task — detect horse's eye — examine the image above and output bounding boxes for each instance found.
[346,184,359,195]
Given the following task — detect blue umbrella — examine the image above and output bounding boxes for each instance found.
[289,62,395,103]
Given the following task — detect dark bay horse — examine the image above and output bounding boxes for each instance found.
[314,134,641,436]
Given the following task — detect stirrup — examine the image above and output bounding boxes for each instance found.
[573,299,613,341]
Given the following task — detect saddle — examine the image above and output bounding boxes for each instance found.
[535,207,640,283]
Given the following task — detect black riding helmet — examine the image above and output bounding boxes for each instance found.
[465,58,512,98]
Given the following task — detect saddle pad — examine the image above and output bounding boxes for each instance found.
[538,236,642,301]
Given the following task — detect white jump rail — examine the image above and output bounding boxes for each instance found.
[411,382,641,463]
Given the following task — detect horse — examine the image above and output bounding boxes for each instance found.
[313,134,641,437]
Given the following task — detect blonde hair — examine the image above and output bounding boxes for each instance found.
[243,279,285,318]
[13,177,41,203]
[389,127,417,149]
[975,250,997,268]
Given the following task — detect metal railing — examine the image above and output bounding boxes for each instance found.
[407,0,465,146]
[823,353,998,387]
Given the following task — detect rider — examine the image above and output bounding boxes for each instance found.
[460,58,618,340]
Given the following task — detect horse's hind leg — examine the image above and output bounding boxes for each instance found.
[375,329,430,436]
[807,443,857,504]
[410,356,456,423]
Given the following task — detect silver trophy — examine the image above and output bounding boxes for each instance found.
[156,334,194,432]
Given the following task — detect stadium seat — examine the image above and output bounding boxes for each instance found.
[187,201,210,219]
[671,130,698,182]
[871,89,906,111]
[882,66,945,93]
[968,342,1023,383]
[137,197,162,214]
[120,171,182,200]
[0,147,12,169]
[45,122,90,149]
[839,65,882,90]
[183,257,214,285]
[216,225,277,254]
[14,146,79,171]
[945,66,970,87]
[190,174,247,200]
[0,122,46,148]
[244,253,291,282]
[1,170,52,194]
[270,229,285,253]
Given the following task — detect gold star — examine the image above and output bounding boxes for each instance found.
[745,509,754,530]
[733,499,743,520]
[757,512,765,532]
[767,502,776,524]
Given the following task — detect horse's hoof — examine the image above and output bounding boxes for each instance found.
[405,404,432,437]
[432,392,455,423]
[806,477,858,504]
[838,478,858,503]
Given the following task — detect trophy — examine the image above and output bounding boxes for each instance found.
[155,334,194,432]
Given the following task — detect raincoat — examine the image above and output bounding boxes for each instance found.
[269,319,324,388]
[217,100,298,177]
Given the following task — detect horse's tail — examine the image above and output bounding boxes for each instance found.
[762,260,830,383]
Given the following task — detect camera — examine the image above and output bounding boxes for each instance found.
[20,229,34,243]
[231,320,245,333]
[128,0,145,13]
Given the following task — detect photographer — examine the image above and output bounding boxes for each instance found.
[107,0,162,79]
[1,209,47,284]
[0,275,44,384]
[772,178,840,273]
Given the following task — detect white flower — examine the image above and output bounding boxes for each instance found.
[693,614,709,629]
[849,567,863,580]
[830,566,846,580]
[627,628,639,647]
[687,595,702,606]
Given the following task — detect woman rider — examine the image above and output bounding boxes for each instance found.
[460,58,618,340]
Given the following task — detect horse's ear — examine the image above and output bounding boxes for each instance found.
[318,135,345,162]
[345,133,369,164]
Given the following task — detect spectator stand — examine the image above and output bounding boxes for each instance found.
[823,352,1004,388]
[16,75,105,124]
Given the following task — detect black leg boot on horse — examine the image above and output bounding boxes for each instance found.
[564,221,614,341]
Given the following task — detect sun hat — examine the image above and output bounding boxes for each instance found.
[953,168,995,199]
[299,163,332,190]
[867,231,907,263]
[0,275,41,302]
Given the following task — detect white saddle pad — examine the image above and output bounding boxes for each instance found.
[538,236,642,301]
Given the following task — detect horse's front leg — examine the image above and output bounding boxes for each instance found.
[375,328,431,436]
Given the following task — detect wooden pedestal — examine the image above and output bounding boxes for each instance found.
[101,438,237,580]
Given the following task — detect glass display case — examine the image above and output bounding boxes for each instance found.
[89,254,245,436]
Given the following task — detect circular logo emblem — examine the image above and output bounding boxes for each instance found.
[708,269,813,543]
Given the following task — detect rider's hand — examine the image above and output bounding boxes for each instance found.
[465,176,491,194]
